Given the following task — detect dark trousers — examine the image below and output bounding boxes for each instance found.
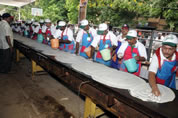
[0,48,12,73]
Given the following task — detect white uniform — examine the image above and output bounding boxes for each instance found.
[32,25,35,32]
[42,25,56,36]
[0,20,13,49]
[14,25,21,33]
[76,28,97,43]
[53,29,62,39]
[57,27,74,42]
[116,33,127,43]
[91,32,118,48]
[117,41,147,60]
[34,25,45,33]
[25,25,30,31]
[149,48,176,73]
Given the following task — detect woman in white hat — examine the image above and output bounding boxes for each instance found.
[149,34,178,96]
[31,22,39,40]
[117,30,147,76]
[57,21,75,53]
[90,23,118,66]
[24,20,33,38]
[42,19,56,45]
[75,19,96,58]
[34,19,45,41]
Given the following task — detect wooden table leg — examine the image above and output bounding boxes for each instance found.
[84,97,104,118]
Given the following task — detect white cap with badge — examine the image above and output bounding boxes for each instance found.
[126,30,137,40]
[162,34,178,47]
[80,19,89,29]
[58,21,66,27]
[97,23,108,35]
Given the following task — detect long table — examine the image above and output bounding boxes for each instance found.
[14,35,178,118]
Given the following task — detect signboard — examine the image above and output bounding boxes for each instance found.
[31,8,43,16]
[80,0,88,6]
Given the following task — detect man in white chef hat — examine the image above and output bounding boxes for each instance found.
[117,30,147,76]
[57,21,75,53]
[90,23,117,66]
[75,19,96,58]
[149,34,178,96]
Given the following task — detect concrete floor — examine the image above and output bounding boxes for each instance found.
[0,58,113,118]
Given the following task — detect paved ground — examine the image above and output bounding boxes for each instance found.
[0,58,113,118]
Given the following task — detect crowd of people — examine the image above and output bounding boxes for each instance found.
[0,12,177,97]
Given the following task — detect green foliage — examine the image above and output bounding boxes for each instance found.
[35,0,68,23]
[87,0,150,27]
[150,0,178,31]
[1,0,178,31]
[65,0,79,24]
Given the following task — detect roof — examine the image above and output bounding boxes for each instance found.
[0,0,36,8]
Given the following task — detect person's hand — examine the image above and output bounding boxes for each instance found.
[134,56,140,61]
[118,53,124,59]
[151,86,161,96]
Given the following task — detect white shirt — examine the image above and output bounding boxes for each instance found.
[25,25,30,31]
[34,25,44,33]
[32,25,35,32]
[91,32,118,48]
[57,27,74,41]
[14,26,21,32]
[0,20,13,49]
[53,29,62,39]
[76,28,97,43]
[11,25,16,31]
[149,48,176,73]
[42,25,56,36]
[116,33,127,43]
[117,41,147,60]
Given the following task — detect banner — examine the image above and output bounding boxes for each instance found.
[31,8,43,16]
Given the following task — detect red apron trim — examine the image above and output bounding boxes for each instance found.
[156,77,166,85]
[96,52,102,58]
[68,45,73,50]
[80,46,86,53]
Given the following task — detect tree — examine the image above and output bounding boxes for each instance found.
[150,0,178,31]
[65,0,79,24]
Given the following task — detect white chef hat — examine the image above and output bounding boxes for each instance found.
[45,19,51,23]
[79,19,89,29]
[80,19,88,26]
[58,21,66,27]
[162,34,178,47]
[39,19,44,23]
[98,23,108,31]
[27,20,32,24]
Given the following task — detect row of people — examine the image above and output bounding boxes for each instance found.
[11,18,178,97]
